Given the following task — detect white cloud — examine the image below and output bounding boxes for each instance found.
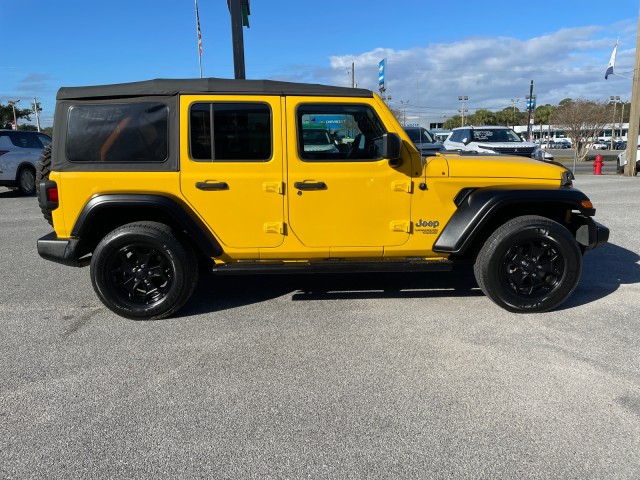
[307,24,635,124]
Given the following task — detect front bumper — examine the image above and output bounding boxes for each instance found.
[575,218,609,251]
[37,232,89,267]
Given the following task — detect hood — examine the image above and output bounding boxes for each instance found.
[474,141,536,151]
[445,153,566,180]
[415,141,445,152]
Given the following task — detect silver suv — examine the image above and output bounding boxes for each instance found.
[444,126,541,158]
[0,130,51,195]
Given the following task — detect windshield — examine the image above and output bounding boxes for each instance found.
[470,128,522,143]
[405,128,435,144]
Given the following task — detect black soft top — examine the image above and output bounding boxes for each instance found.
[56,77,374,100]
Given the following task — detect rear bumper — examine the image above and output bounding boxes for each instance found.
[37,232,89,267]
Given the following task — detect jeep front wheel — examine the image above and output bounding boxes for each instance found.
[473,215,582,313]
[90,222,198,320]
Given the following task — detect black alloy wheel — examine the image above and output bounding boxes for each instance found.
[499,238,564,299]
[474,215,582,313]
[105,243,174,307]
[90,222,198,319]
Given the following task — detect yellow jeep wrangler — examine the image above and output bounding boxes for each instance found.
[36,78,608,319]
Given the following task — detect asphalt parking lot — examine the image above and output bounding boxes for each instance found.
[1,175,639,479]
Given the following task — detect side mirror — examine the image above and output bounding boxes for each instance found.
[462,137,470,145]
[383,132,403,167]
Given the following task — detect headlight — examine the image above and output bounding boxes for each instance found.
[561,169,574,186]
[476,145,497,154]
[532,147,545,160]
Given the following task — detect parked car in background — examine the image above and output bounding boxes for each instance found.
[302,128,339,154]
[549,139,572,149]
[614,140,627,150]
[403,126,445,156]
[617,145,640,173]
[431,130,452,143]
[443,126,553,161]
[0,130,52,195]
[590,140,609,150]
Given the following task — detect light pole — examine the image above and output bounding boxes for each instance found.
[458,96,468,126]
[510,98,520,129]
[609,95,620,149]
[400,100,409,126]
[8,99,20,130]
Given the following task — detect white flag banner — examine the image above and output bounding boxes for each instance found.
[605,39,618,80]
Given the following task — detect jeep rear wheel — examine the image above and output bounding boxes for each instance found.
[474,215,582,313]
[90,222,198,320]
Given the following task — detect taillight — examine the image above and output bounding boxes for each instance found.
[47,187,59,203]
[38,179,59,211]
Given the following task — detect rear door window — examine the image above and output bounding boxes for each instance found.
[189,102,272,161]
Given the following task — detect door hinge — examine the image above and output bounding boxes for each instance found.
[264,222,285,234]
[390,221,411,233]
[391,180,412,193]
[263,181,284,194]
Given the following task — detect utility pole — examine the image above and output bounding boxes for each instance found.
[625,12,640,177]
[8,99,20,130]
[33,98,41,132]
[609,96,621,149]
[400,100,409,126]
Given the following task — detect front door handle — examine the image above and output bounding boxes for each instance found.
[196,181,228,190]
[294,181,326,190]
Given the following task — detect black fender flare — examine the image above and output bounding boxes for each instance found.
[71,194,223,258]
[433,186,594,255]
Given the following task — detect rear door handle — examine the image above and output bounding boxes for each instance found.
[294,181,326,190]
[196,181,228,190]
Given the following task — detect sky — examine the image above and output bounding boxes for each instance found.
[1,0,638,128]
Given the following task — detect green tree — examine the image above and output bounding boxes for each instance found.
[443,115,462,130]
[495,107,519,127]
[467,109,496,126]
[534,104,556,125]
[0,101,34,129]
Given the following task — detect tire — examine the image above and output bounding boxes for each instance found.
[35,145,53,225]
[17,166,36,196]
[473,215,582,313]
[90,222,198,320]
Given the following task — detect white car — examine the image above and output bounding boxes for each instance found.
[302,128,339,153]
[616,145,640,173]
[444,126,553,161]
[0,130,52,195]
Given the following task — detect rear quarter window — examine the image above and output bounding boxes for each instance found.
[9,132,43,149]
[66,102,168,162]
